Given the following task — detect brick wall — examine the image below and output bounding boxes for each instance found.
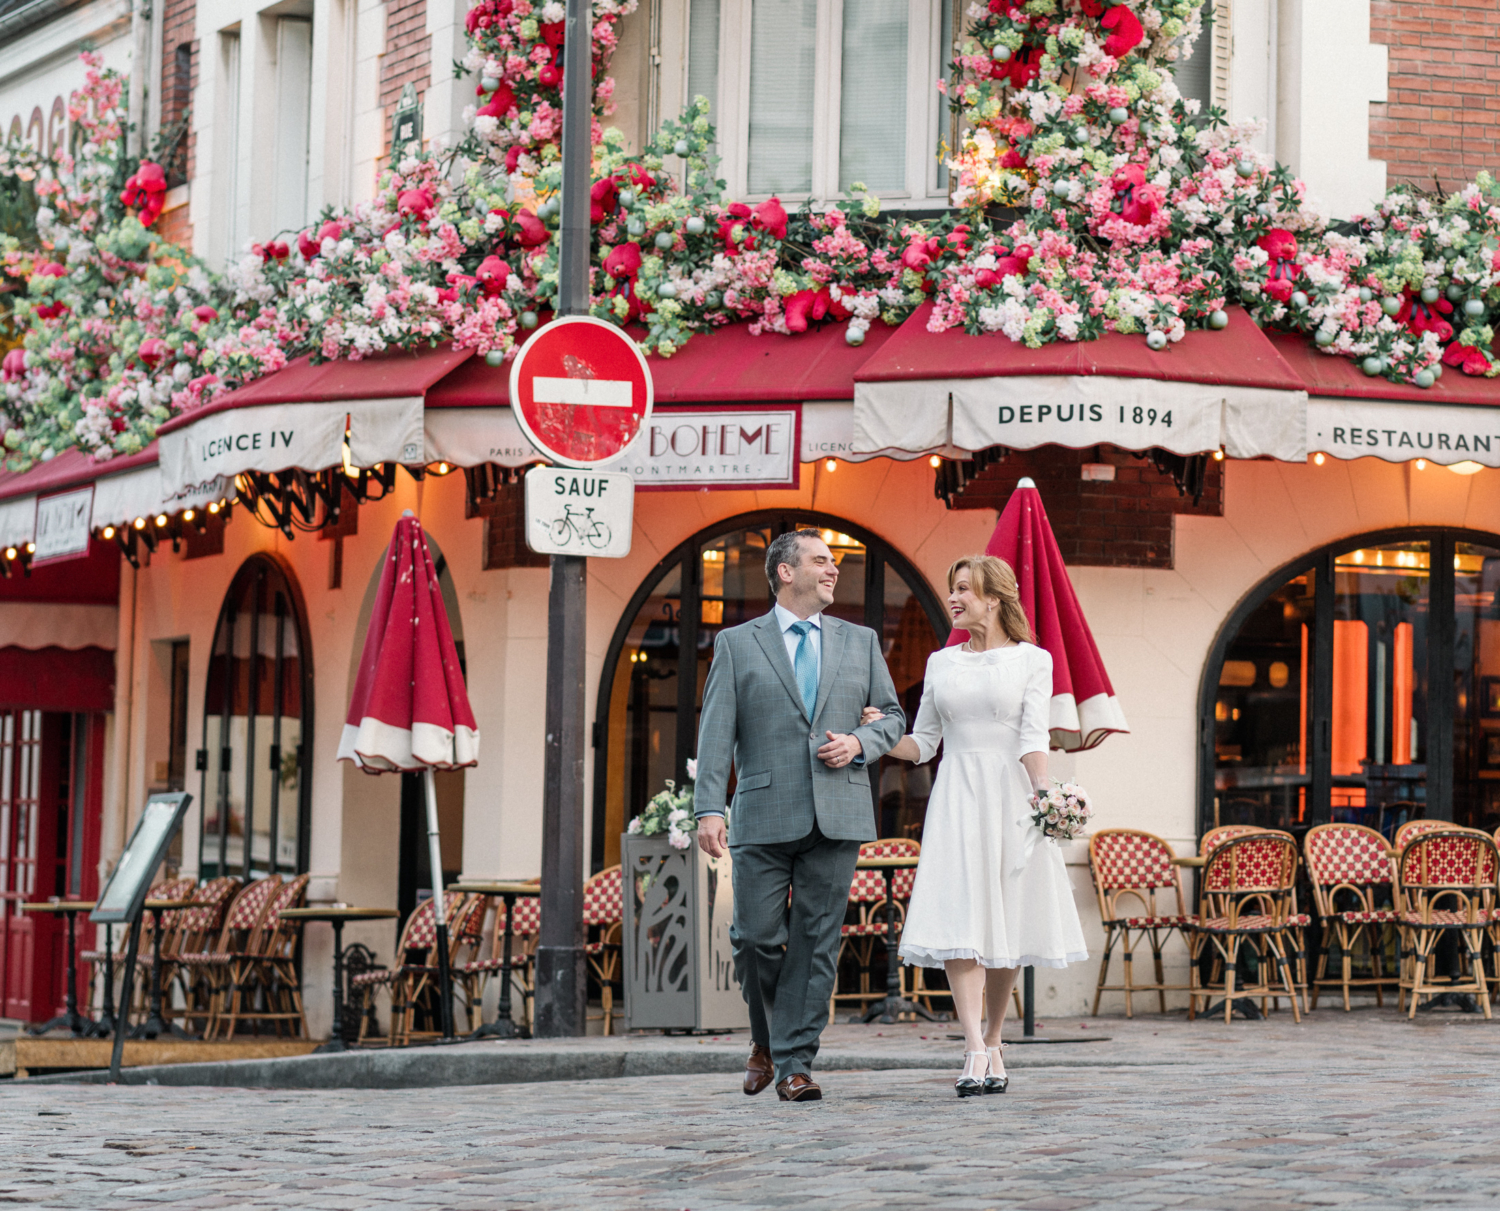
[1370,1,1500,192]
[944,446,1223,570]
[381,0,433,158]
[156,0,197,246]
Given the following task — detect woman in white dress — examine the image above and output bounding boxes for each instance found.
[867,555,1087,1097]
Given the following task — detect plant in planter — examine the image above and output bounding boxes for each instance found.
[626,762,696,851]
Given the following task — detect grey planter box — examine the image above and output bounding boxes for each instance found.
[621,834,748,1032]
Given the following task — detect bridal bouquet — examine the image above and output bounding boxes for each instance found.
[627,759,698,850]
[1028,780,1093,843]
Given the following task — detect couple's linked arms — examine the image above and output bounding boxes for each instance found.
[860,706,1051,792]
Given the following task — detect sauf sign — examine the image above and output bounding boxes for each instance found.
[524,468,634,558]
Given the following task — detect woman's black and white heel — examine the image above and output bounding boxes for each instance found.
[982,1044,1009,1094]
[956,1051,987,1098]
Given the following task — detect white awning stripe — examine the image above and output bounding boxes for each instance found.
[0,494,36,548]
[158,396,426,494]
[0,603,117,651]
[91,462,236,529]
[1308,396,1500,466]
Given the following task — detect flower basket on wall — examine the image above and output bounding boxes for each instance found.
[620,833,746,1032]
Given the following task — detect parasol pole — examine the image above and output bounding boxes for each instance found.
[424,768,455,1039]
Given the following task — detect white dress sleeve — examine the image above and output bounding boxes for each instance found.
[909,653,944,765]
[1018,645,1054,757]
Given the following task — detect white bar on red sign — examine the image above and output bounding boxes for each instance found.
[532,377,634,408]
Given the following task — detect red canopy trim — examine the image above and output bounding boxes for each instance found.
[0,646,115,711]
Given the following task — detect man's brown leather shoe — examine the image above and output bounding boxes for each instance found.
[743,1043,774,1095]
[776,1073,822,1102]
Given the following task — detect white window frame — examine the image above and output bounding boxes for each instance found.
[661,0,950,208]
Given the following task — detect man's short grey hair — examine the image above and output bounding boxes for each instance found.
[765,529,822,595]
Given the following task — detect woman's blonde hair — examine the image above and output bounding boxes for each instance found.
[948,554,1034,644]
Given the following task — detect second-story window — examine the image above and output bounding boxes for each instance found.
[680,0,951,207]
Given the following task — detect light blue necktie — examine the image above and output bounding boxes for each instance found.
[789,620,818,719]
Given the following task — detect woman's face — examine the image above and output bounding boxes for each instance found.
[948,569,1000,631]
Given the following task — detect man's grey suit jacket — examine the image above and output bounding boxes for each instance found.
[694,611,906,846]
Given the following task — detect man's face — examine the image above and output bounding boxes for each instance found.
[780,536,839,609]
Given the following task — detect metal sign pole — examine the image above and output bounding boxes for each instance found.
[533,0,592,1038]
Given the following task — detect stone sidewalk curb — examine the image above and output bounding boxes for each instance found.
[26,1036,1161,1089]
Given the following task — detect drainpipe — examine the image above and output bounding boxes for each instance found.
[127,0,152,159]
[102,557,137,879]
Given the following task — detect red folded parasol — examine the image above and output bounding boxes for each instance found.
[337,509,478,1037]
[948,477,1128,751]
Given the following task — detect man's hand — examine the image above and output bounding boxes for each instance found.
[818,731,863,769]
[697,814,728,857]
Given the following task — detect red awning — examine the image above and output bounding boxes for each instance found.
[852,304,1308,462]
[0,646,115,711]
[1267,332,1500,405]
[857,303,1304,390]
[155,345,474,436]
[427,320,897,408]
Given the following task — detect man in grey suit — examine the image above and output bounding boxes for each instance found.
[695,529,905,1101]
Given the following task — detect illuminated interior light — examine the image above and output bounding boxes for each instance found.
[3,547,15,560]
[207,501,220,515]
[929,455,941,468]
[155,514,168,527]
[25,543,35,553]
[1415,459,1426,470]
[1313,452,1326,466]
[1213,449,1225,461]
[1449,460,1484,475]
[342,439,356,477]
[183,508,195,522]
[825,459,837,472]
[134,517,146,530]
[102,526,115,540]
[439,462,450,475]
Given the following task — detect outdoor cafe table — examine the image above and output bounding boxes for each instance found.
[277,907,400,1053]
[20,900,96,1036]
[447,881,539,1039]
[135,897,196,1039]
[851,855,943,1025]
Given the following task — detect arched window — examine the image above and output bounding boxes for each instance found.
[592,511,949,871]
[200,555,313,878]
[1200,528,1500,841]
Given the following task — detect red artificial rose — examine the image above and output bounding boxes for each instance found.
[120,161,168,226]
[1257,228,1300,303]
[298,230,321,260]
[475,256,510,296]
[1,349,26,382]
[1100,6,1145,58]
[590,177,619,224]
[319,219,346,244]
[192,305,218,323]
[505,146,524,174]
[1397,290,1455,343]
[784,288,832,333]
[397,188,437,221]
[901,235,942,273]
[514,209,549,247]
[1109,164,1161,225]
[1443,342,1492,376]
[751,197,789,241]
[137,337,170,368]
[604,241,643,280]
[34,301,68,320]
[254,240,290,262]
[1080,0,1105,15]
[538,64,562,89]
[717,203,755,254]
[999,45,1043,89]
[478,83,518,120]
[36,262,66,279]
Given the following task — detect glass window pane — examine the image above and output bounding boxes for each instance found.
[687,0,721,129]
[1452,542,1500,831]
[838,0,908,193]
[1214,572,1315,831]
[748,0,816,194]
[1171,3,1213,113]
[1332,542,1430,835]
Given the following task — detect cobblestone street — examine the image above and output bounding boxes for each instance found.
[4,1010,1500,1210]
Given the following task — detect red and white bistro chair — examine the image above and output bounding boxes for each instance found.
[1394,828,1497,1019]
[583,866,624,1035]
[1302,823,1399,1011]
[1088,829,1196,1017]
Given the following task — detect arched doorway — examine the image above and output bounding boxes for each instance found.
[199,555,313,878]
[591,511,950,871]
[1200,528,1500,841]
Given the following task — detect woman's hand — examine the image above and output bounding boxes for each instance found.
[860,706,886,726]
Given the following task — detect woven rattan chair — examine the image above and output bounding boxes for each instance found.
[1394,818,1447,850]
[176,876,283,1040]
[460,893,542,1034]
[1394,829,1497,1019]
[1088,829,1196,1017]
[210,873,311,1038]
[584,866,624,1035]
[82,876,197,1023]
[1189,831,1308,1023]
[830,839,924,1019]
[1303,823,1399,1011]
[356,894,485,1045]
[163,876,242,1032]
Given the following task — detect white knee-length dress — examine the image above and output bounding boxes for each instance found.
[898,642,1088,970]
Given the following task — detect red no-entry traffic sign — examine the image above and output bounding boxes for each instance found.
[509,316,653,468]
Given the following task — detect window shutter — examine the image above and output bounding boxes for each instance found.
[1211,0,1231,111]
[687,0,722,129]
[837,0,908,193]
[747,0,817,194]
